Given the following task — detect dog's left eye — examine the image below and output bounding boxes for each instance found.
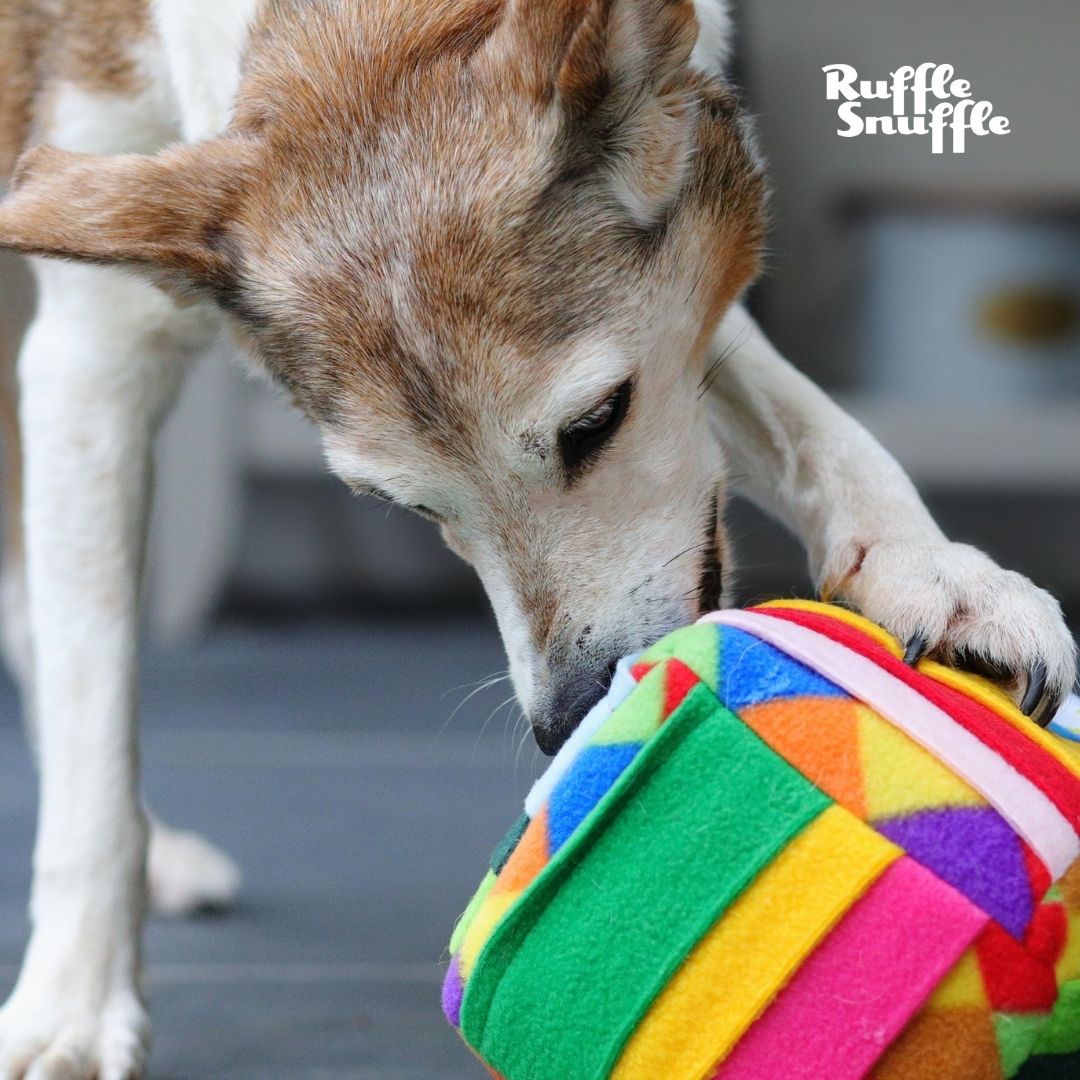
[559,379,634,476]
[352,484,444,523]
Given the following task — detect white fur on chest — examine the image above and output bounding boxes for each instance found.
[151,0,259,140]
[691,0,733,75]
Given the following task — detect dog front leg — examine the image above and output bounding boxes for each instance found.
[705,304,1076,723]
[0,262,210,1080]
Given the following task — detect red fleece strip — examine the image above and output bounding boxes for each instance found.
[977,906,1066,1013]
[753,605,1080,832]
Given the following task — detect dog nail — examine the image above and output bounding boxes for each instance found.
[1020,664,1053,725]
[903,634,928,666]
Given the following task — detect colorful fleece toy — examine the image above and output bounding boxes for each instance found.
[443,600,1080,1080]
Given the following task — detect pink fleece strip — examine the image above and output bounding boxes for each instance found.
[700,610,1080,878]
[713,858,987,1080]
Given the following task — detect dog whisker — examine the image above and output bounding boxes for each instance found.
[697,324,752,399]
[661,542,705,569]
[513,722,535,781]
[439,672,511,735]
[441,669,510,700]
[475,692,520,750]
[685,264,708,303]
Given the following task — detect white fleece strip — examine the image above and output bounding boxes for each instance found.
[524,654,641,820]
[699,610,1080,879]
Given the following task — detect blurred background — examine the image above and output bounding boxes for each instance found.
[0,1,1077,1077]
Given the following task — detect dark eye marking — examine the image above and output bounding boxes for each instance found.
[559,379,633,478]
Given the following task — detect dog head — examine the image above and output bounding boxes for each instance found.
[0,0,765,751]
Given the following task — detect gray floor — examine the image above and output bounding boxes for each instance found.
[0,615,543,1079]
[2,615,1076,1080]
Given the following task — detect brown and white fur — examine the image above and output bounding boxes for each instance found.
[0,1,1074,1076]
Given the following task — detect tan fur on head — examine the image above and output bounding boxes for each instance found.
[0,0,765,740]
[496,0,703,226]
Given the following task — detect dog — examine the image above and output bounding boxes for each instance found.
[0,1,1074,1076]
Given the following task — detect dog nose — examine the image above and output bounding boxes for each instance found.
[533,665,616,756]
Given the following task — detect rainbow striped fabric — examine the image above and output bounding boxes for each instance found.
[443,601,1080,1080]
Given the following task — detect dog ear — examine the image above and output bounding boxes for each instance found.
[506,0,701,227]
[0,138,259,300]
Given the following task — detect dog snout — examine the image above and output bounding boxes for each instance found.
[532,663,617,756]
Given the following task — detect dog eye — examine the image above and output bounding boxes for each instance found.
[559,379,633,475]
[350,484,443,522]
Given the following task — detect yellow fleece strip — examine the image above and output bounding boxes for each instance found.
[610,804,900,1080]
[459,890,516,981]
[450,871,496,957]
[757,600,1080,782]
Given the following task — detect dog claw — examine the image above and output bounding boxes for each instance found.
[1021,663,1059,728]
[903,634,929,667]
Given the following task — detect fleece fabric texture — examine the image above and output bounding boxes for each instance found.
[442,601,1080,1080]
[462,684,830,1080]
[705,609,1080,880]
[713,857,989,1080]
[610,804,900,1080]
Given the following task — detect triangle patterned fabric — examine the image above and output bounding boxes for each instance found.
[442,601,1080,1080]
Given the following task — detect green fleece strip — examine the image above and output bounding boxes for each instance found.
[1033,980,1080,1057]
[460,682,830,1080]
[997,1013,1052,1078]
[640,622,720,691]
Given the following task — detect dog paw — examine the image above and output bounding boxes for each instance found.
[147,818,241,917]
[0,983,148,1080]
[826,539,1078,726]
